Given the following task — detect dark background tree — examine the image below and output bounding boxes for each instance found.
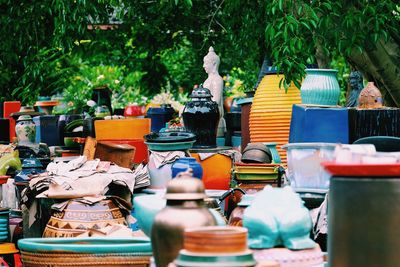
[1,0,398,106]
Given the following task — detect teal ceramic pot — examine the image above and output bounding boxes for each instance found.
[173,249,256,267]
[300,69,340,106]
[133,195,166,237]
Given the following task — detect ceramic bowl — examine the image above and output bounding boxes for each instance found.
[63,137,80,148]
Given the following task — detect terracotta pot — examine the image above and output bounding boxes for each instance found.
[184,226,248,254]
[224,96,234,113]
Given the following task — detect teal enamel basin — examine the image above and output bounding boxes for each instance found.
[133,194,226,237]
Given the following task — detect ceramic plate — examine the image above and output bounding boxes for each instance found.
[322,162,400,177]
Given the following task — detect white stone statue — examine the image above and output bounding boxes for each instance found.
[203,46,226,137]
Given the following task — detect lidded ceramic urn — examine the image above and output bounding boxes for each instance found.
[182,85,220,148]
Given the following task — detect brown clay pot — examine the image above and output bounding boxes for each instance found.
[184,226,248,254]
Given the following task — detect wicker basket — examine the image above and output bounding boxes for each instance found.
[19,237,152,267]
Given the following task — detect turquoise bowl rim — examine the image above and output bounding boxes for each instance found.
[18,237,152,254]
[305,68,338,73]
[174,249,256,266]
[145,140,195,151]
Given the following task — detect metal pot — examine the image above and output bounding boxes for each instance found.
[241,143,272,164]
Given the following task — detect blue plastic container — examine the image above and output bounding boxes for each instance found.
[33,115,60,146]
[146,105,175,132]
[171,157,203,179]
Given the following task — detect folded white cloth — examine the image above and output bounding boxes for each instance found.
[149,150,186,169]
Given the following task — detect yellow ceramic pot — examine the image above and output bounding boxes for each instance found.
[249,74,301,163]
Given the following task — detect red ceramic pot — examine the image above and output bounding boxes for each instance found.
[124,105,145,117]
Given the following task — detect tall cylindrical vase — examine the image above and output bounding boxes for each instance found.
[300,69,340,106]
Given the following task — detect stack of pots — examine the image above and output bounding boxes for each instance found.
[171,226,256,267]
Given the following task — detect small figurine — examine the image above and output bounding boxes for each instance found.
[357,82,383,109]
[203,47,226,137]
[346,71,364,107]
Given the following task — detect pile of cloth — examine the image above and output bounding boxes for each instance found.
[21,156,148,237]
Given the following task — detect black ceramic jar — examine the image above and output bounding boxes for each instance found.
[182,85,220,148]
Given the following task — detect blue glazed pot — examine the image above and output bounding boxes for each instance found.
[300,69,340,106]
[171,157,203,179]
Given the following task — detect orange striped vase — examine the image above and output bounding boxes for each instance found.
[249,74,301,163]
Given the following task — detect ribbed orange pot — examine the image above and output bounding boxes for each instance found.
[249,74,301,163]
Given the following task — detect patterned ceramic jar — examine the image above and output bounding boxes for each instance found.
[300,69,341,106]
[16,115,36,145]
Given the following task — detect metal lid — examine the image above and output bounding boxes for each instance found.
[189,84,213,98]
[165,172,207,200]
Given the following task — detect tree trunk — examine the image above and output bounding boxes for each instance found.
[348,37,400,107]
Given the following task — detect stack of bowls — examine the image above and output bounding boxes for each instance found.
[249,74,301,163]
[0,208,10,242]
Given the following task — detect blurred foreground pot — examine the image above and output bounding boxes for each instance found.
[151,172,217,267]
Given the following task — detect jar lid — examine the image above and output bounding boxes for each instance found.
[17,115,33,122]
[165,172,207,200]
[144,132,196,143]
[190,84,213,98]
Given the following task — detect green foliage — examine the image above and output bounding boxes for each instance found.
[330,55,351,106]
[2,0,398,107]
[263,0,399,90]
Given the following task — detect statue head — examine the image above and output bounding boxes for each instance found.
[349,71,363,91]
[203,47,220,74]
